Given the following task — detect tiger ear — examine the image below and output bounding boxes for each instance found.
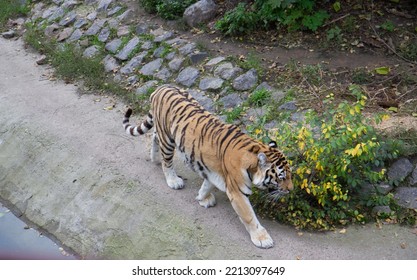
[268,141,277,148]
[257,153,270,168]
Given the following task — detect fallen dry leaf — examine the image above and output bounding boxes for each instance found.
[103,105,114,111]
[339,228,347,234]
[297,232,304,236]
[400,242,407,249]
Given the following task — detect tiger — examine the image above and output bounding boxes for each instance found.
[123,85,293,248]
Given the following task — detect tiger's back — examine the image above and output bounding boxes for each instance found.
[123,85,293,248]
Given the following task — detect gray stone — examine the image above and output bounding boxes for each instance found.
[189,90,215,112]
[375,183,394,195]
[153,46,166,58]
[135,23,149,35]
[265,121,277,130]
[57,27,74,42]
[127,75,139,85]
[44,24,60,37]
[179,43,196,56]
[205,56,225,69]
[97,0,113,12]
[107,6,122,16]
[36,55,48,65]
[115,37,140,61]
[1,30,16,39]
[73,18,88,29]
[232,69,258,91]
[62,0,78,10]
[117,9,134,23]
[113,73,122,83]
[98,27,110,42]
[394,187,417,209]
[246,107,267,122]
[79,38,89,47]
[168,57,184,71]
[199,77,224,91]
[59,11,77,26]
[86,11,97,21]
[214,63,242,80]
[116,25,130,37]
[220,93,243,109]
[136,80,158,95]
[189,52,209,65]
[83,45,100,58]
[139,58,163,76]
[150,27,167,37]
[166,37,188,47]
[372,206,392,215]
[154,67,172,82]
[279,101,297,111]
[255,82,275,93]
[165,52,176,61]
[31,7,44,21]
[107,18,119,29]
[358,183,377,197]
[42,7,57,19]
[154,31,174,43]
[52,0,64,5]
[290,112,306,123]
[388,158,414,183]
[183,0,218,28]
[120,52,147,75]
[102,55,119,72]
[84,19,106,36]
[48,7,65,22]
[176,67,200,87]
[409,166,417,186]
[105,38,122,53]
[141,41,153,50]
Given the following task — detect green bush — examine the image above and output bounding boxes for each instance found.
[250,85,402,230]
[215,0,329,35]
[139,0,197,20]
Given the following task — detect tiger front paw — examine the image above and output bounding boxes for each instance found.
[250,228,274,249]
[166,176,184,190]
[196,193,216,208]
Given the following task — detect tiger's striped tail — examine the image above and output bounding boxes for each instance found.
[123,108,154,136]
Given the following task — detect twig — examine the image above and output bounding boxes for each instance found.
[323,13,351,28]
[369,24,417,65]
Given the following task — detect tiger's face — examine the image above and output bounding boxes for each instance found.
[263,162,293,197]
[252,142,293,198]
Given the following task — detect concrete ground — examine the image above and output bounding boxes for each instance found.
[0,37,416,259]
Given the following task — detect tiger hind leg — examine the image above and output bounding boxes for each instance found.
[196,179,216,208]
[150,130,159,163]
[159,140,184,190]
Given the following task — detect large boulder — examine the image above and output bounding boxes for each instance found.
[183,0,217,28]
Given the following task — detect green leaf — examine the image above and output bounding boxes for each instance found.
[333,1,341,12]
[375,66,390,75]
[412,113,417,117]
[388,107,398,113]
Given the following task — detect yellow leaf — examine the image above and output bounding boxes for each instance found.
[339,228,347,234]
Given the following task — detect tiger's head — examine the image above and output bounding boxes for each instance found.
[251,141,293,198]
